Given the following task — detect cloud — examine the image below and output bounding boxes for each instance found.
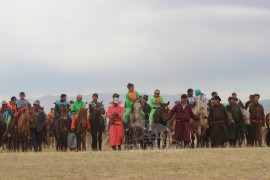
[0,1,269,102]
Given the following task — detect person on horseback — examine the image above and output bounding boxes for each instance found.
[5,96,18,136]
[30,100,47,152]
[14,92,30,128]
[142,95,151,129]
[71,95,90,132]
[0,101,8,140]
[89,93,105,151]
[107,93,124,150]
[125,83,143,128]
[195,89,207,102]
[149,89,164,131]
[187,88,196,109]
[51,94,70,136]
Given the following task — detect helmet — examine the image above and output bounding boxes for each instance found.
[195,89,202,96]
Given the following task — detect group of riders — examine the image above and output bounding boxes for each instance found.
[0,83,268,152]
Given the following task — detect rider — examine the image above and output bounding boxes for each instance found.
[187,88,196,109]
[51,94,70,135]
[5,96,18,136]
[0,101,8,132]
[14,92,29,128]
[125,83,140,125]
[71,95,90,132]
[195,89,207,102]
[142,95,151,129]
[149,89,164,131]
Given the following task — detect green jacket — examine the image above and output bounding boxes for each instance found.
[71,101,86,115]
[150,96,164,109]
[125,91,140,108]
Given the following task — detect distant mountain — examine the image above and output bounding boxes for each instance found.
[29,94,270,114]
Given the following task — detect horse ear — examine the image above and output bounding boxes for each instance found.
[101,101,103,104]
[166,101,170,106]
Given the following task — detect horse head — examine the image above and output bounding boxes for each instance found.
[158,102,170,121]
[132,100,143,121]
[60,105,68,119]
[193,100,208,119]
[78,108,88,127]
[241,108,250,125]
[24,104,36,123]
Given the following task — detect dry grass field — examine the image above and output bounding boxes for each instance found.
[0,148,270,180]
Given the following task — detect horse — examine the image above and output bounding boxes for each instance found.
[75,108,88,151]
[152,102,170,149]
[7,116,20,152]
[18,104,36,152]
[43,115,54,149]
[127,100,144,149]
[90,102,106,151]
[52,105,70,151]
[241,108,251,145]
[190,99,209,148]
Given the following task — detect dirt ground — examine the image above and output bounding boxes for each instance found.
[0,147,270,180]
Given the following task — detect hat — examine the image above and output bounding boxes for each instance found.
[228,96,238,101]
[181,94,188,99]
[112,93,120,98]
[143,95,149,100]
[154,89,160,94]
[253,94,260,98]
[195,89,202,96]
[34,100,40,106]
[2,100,7,105]
[93,93,98,98]
[11,96,17,101]
[212,95,221,101]
[211,92,218,96]
[113,97,119,104]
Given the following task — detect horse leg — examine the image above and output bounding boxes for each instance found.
[82,132,86,151]
[98,131,102,151]
[163,131,168,149]
[191,131,195,148]
[157,133,161,149]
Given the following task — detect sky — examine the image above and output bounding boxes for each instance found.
[0,0,270,103]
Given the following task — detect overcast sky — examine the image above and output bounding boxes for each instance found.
[0,0,269,102]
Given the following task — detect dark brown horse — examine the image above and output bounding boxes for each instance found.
[152,102,170,149]
[18,104,36,152]
[90,102,106,151]
[52,105,70,151]
[75,108,88,151]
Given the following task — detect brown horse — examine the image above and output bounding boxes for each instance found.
[7,116,20,151]
[90,102,106,151]
[52,105,70,151]
[75,108,88,151]
[18,104,36,152]
[152,102,170,149]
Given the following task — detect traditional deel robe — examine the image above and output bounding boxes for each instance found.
[169,103,199,142]
[226,104,244,141]
[107,103,124,147]
[209,103,228,147]
[248,102,265,142]
[149,96,164,126]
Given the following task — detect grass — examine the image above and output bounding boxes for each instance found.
[0,148,270,180]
